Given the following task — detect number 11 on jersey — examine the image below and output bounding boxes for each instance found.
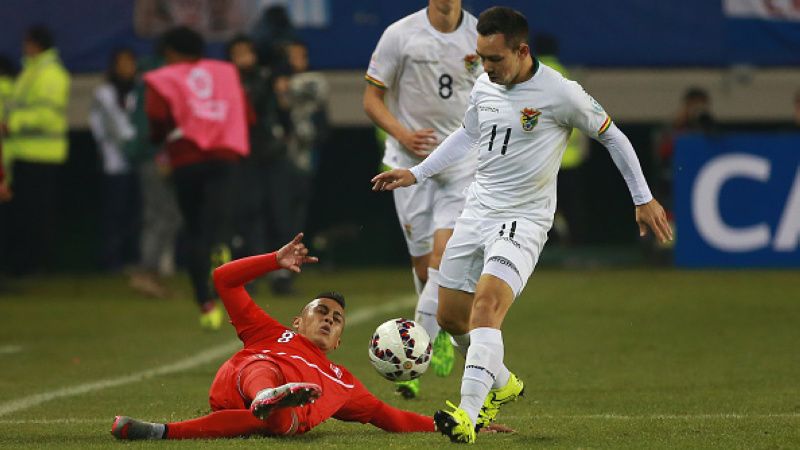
[487,125,512,155]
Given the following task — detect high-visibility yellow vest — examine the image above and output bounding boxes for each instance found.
[539,55,586,170]
[0,76,13,121]
[4,49,70,164]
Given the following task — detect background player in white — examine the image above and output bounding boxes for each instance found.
[362,0,482,398]
[372,7,673,443]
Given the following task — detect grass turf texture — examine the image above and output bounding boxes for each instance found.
[0,268,798,449]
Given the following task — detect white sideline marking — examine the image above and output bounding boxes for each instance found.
[0,295,415,418]
[0,345,22,355]
[2,412,799,425]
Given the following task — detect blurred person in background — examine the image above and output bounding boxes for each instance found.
[533,33,589,247]
[251,5,296,70]
[225,34,288,287]
[265,39,329,295]
[654,87,716,251]
[125,53,183,298]
[144,26,250,329]
[0,55,15,203]
[88,48,140,272]
[1,25,70,275]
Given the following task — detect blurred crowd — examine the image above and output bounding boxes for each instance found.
[0,6,329,320]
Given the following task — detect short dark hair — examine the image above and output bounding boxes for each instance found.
[316,292,345,309]
[25,25,54,50]
[159,26,205,58]
[477,7,529,49]
[226,34,255,60]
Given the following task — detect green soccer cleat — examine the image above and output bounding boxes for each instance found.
[433,400,476,444]
[395,378,420,399]
[430,330,455,377]
[476,372,525,429]
[200,303,224,331]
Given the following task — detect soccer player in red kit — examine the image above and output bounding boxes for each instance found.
[111,233,437,439]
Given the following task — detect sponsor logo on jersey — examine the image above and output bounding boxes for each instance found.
[464,53,480,73]
[520,107,542,132]
[479,105,499,113]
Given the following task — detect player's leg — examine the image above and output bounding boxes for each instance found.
[416,229,454,376]
[239,360,321,419]
[392,180,434,398]
[422,166,472,376]
[111,409,301,440]
[392,179,434,294]
[435,219,542,443]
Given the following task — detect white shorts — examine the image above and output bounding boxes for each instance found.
[438,202,550,297]
[392,162,475,257]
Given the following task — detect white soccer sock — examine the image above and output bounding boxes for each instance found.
[414,268,441,340]
[451,332,470,359]
[412,268,426,296]
[460,327,505,426]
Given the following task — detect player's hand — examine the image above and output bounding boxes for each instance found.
[479,422,515,434]
[0,182,12,203]
[276,233,318,273]
[635,198,673,244]
[399,128,438,157]
[371,168,416,191]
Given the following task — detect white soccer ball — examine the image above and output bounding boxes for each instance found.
[368,318,431,381]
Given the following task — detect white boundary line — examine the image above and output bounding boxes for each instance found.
[2,412,799,425]
[0,345,23,355]
[0,295,416,418]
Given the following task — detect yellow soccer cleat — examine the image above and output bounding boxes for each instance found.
[476,372,525,429]
[433,400,476,444]
[200,303,224,331]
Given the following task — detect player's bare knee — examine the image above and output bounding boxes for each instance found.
[437,311,469,335]
[470,294,506,328]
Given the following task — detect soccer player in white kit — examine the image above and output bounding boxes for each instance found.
[372,7,673,443]
[363,0,482,399]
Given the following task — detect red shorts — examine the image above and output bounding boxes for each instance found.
[209,353,285,411]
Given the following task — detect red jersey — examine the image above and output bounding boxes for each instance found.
[209,253,434,434]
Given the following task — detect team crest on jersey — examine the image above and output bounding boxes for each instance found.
[520,107,542,132]
[463,54,480,74]
[330,363,343,379]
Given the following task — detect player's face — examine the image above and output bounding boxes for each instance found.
[293,298,345,353]
[477,33,529,86]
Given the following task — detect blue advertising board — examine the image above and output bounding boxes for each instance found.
[674,134,800,268]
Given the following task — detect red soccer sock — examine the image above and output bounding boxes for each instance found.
[165,409,298,439]
[239,360,286,403]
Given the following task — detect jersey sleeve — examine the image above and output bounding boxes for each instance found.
[556,79,612,140]
[461,85,481,141]
[332,376,435,432]
[365,24,402,90]
[212,253,285,344]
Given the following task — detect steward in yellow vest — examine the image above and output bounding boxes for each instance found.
[4,45,70,164]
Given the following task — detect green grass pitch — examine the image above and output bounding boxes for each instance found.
[1,268,798,448]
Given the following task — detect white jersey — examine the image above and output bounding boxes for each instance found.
[366,8,481,169]
[462,62,612,219]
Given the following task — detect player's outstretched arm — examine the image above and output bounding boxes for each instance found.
[213,234,317,327]
[635,198,673,243]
